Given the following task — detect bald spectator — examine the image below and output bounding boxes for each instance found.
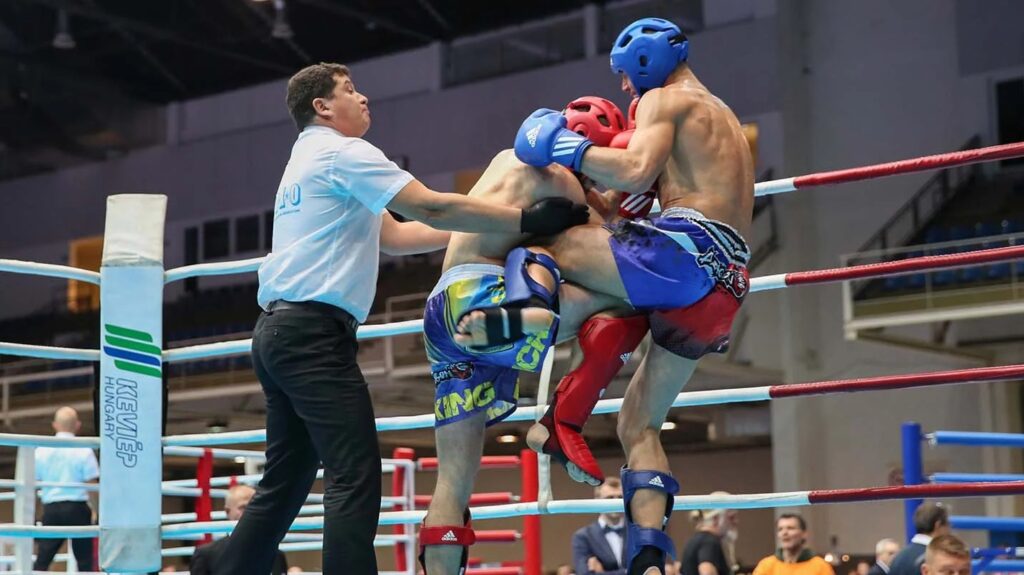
[868,539,900,575]
[287,568,304,574]
[192,485,288,575]
[33,406,99,572]
[921,535,969,575]
[888,503,949,575]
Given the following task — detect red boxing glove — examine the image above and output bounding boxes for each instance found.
[618,190,656,220]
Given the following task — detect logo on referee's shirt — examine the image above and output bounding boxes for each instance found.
[103,323,162,379]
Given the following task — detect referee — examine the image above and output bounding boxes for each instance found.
[218,63,588,575]
[34,407,99,572]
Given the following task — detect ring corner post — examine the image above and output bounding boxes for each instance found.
[521,448,541,575]
[97,194,167,572]
[13,446,35,573]
[901,421,924,543]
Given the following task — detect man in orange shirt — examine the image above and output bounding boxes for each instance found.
[752,514,835,575]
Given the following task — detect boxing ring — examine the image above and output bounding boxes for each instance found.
[902,423,1024,574]
[1,140,1024,574]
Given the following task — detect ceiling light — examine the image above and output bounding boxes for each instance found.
[661,421,677,430]
[52,9,75,50]
[497,434,519,444]
[272,0,294,40]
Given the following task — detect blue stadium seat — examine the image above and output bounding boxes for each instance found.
[905,251,926,289]
[884,254,907,291]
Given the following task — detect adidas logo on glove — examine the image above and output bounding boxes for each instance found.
[620,352,632,364]
[648,476,665,488]
[441,530,458,542]
[526,125,541,148]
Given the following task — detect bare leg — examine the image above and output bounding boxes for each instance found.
[617,344,698,574]
[423,411,487,574]
[540,224,628,300]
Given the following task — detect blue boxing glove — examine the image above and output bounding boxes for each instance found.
[514,108,593,171]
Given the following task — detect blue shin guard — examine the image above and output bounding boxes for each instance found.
[621,467,680,572]
[457,248,561,351]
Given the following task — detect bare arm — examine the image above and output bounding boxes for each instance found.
[579,90,676,194]
[379,211,451,256]
[387,179,523,233]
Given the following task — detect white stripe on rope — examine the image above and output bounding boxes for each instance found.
[165,386,775,444]
[0,524,98,538]
[159,491,814,536]
[163,257,264,283]
[0,433,99,448]
[0,259,101,284]
[161,320,425,363]
[0,386,772,452]
[754,177,798,197]
[0,342,99,362]
[750,274,788,293]
[160,534,412,558]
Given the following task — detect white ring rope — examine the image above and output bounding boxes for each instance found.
[163,257,263,284]
[0,259,101,284]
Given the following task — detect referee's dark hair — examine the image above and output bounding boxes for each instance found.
[286,62,351,130]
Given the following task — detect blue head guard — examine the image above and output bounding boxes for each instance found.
[610,18,688,95]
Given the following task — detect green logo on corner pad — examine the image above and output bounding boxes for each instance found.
[103,324,162,378]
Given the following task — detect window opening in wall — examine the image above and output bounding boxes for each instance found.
[203,219,230,260]
[996,78,1024,167]
[235,215,259,253]
[67,235,103,312]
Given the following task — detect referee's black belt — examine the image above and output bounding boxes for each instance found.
[266,300,360,332]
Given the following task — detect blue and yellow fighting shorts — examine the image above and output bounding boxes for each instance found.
[423,264,555,427]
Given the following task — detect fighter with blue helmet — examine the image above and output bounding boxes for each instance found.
[493,17,755,575]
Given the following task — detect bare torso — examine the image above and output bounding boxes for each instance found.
[646,72,754,237]
[442,149,593,271]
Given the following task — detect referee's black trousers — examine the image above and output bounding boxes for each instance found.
[218,302,381,575]
[34,501,94,570]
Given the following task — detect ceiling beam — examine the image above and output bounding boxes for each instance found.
[295,0,434,42]
[414,0,451,32]
[15,0,294,74]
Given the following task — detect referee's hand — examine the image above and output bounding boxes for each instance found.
[520,197,590,235]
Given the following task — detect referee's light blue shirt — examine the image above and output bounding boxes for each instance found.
[35,432,99,504]
[257,125,414,322]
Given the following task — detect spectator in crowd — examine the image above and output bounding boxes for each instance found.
[33,406,99,572]
[888,503,949,575]
[555,565,575,575]
[856,561,871,575]
[681,496,737,575]
[867,538,900,575]
[920,534,969,575]
[572,478,627,574]
[753,514,834,575]
[192,485,288,574]
[287,568,304,574]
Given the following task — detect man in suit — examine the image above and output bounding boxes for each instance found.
[888,503,949,575]
[572,478,627,575]
[192,485,288,575]
[867,539,900,575]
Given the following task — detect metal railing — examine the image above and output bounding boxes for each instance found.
[841,232,1024,336]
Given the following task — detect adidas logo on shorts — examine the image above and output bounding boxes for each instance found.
[648,476,665,488]
[620,352,632,364]
[526,125,541,147]
[442,530,458,542]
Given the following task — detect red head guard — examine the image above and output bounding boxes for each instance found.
[564,97,626,147]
